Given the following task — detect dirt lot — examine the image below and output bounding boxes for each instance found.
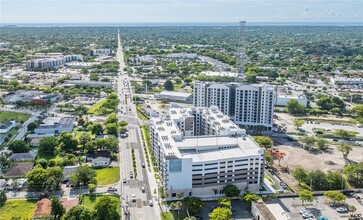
[272,144,363,192]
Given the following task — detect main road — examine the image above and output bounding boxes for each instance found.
[116,30,160,220]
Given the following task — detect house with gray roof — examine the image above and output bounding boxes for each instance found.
[9,151,37,162]
[0,120,17,134]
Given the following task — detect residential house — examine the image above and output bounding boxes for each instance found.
[63,165,79,181]
[86,151,111,168]
[9,151,37,161]
[0,120,17,134]
[32,198,52,220]
[4,162,34,178]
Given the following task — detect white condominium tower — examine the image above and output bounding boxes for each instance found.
[150,105,265,199]
[193,82,275,130]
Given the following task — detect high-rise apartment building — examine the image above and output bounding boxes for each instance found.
[150,105,265,199]
[193,82,275,130]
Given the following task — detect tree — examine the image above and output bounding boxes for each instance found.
[265,151,274,166]
[343,161,363,188]
[119,120,128,127]
[337,144,353,159]
[348,205,357,215]
[218,198,231,208]
[51,196,65,220]
[253,136,272,149]
[183,217,197,220]
[8,140,29,153]
[326,171,347,190]
[90,73,99,81]
[164,80,174,91]
[93,196,120,220]
[104,136,119,153]
[209,207,232,220]
[324,191,346,204]
[315,137,328,150]
[89,123,103,135]
[69,165,96,186]
[317,96,333,110]
[36,158,48,169]
[307,170,329,190]
[292,167,308,183]
[26,165,48,189]
[106,113,118,125]
[38,136,58,154]
[299,135,316,149]
[79,132,92,150]
[223,184,241,198]
[242,193,261,203]
[183,197,205,213]
[293,119,305,129]
[45,167,64,192]
[0,190,6,207]
[77,117,85,126]
[333,129,356,140]
[58,131,78,153]
[106,123,118,136]
[331,96,345,110]
[351,105,363,117]
[62,205,93,220]
[27,122,37,132]
[298,189,313,206]
[286,99,306,115]
[88,184,96,194]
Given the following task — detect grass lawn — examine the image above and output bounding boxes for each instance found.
[0,199,37,220]
[160,211,188,220]
[74,130,95,141]
[95,167,120,185]
[0,111,31,123]
[161,212,174,220]
[80,195,120,213]
[36,151,63,162]
[88,99,107,114]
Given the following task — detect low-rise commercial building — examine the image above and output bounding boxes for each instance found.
[156,91,192,103]
[34,117,76,134]
[150,105,265,199]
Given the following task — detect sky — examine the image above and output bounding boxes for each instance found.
[1,0,362,24]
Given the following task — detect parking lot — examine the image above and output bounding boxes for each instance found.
[280,196,363,220]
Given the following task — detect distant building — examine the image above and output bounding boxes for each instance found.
[275,86,308,107]
[0,42,11,48]
[0,120,17,133]
[92,49,111,56]
[31,94,58,106]
[332,77,363,86]
[156,91,192,103]
[64,80,113,87]
[26,54,83,70]
[34,117,76,135]
[193,82,275,130]
[63,165,79,181]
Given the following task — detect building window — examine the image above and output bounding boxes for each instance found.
[169,159,182,172]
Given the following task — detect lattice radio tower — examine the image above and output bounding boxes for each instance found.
[237,21,247,81]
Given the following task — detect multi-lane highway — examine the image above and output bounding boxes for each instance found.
[116,30,160,220]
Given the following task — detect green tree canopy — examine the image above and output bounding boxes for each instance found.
[8,140,29,153]
[183,197,205,213]
[286,99,306,115]
[298,189,313,206]
[51,196,65,220]
[62,205,93,220]
[69,165,96,186]
[93,196,120,220]
[209,207,232,220]
[38,136,58,154]
[223,184,241,198]
[253,136,273,149]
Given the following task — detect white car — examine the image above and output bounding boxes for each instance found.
[149,200,153,206]
[131,194,136,202]
[302,213,314,218]
[336,207,348,213]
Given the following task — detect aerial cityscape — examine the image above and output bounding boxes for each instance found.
[0,1,363,220]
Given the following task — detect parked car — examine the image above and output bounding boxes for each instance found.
[107,186,117,192]
[336,207,348,213]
